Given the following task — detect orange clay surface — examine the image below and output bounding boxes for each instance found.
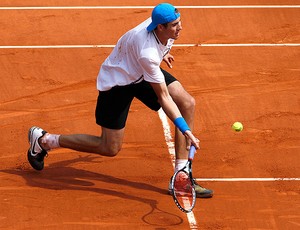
[0,0,299,229]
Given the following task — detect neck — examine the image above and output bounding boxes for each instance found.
[153,30,167,46]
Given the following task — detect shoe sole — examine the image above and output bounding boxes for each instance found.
[27,149,44,171]
[196,193,213,198]
[28,126,40,154]
[27,126,45,171]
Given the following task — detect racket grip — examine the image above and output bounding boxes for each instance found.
[188,145,196,160]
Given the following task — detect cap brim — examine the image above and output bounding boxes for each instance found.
[146,22,156,32]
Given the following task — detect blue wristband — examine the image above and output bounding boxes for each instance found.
[174,117,190,134]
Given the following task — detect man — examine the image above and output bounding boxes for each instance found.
[27,3,213,198]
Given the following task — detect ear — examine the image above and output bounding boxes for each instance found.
[157,24,165,31]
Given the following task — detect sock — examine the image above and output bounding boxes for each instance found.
[41,134,60,150]
[175,159,188,173]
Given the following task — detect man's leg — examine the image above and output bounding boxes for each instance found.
[53,86,131,156]
[28,85,133,170]
[46,127,125,157]
[167,80,213,198]
[27,126,125,171]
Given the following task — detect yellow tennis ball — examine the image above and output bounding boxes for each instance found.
[232,122,243,132]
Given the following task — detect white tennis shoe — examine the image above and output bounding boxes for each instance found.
[27,126,48,170]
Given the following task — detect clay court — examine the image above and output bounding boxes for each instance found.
[0,0,299,229]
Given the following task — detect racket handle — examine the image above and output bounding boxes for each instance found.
[188,145,196,160]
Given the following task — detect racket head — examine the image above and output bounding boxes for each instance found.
[171,168,196,213]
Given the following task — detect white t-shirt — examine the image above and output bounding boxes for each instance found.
[97,18,174,91]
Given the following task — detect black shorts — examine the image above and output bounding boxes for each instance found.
[95,68,178,129]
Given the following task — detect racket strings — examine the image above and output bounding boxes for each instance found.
[174,172,192,195]
[173,171,195,211]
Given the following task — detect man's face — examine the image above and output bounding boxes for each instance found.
[164,17,182,40]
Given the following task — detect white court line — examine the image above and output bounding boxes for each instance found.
[197,178,300,182]
[0,45,114,49]
[0,43,300,49]
[0,5,300,10]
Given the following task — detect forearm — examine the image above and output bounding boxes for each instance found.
[159,96,191,134]
[159,94,181,121]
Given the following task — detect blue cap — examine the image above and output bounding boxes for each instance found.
[147,3,180,32]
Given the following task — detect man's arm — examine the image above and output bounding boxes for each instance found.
[151,82,180,119]
[150,82,200,149]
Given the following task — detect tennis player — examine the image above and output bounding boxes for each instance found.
[27,3,213,198]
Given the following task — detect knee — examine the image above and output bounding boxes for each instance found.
[181,95,196,111]
[95,143,122,157]
[169,82,196,111]
[106,145,121,157]
[188,96,196,109]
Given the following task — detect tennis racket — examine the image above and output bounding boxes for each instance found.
[171,145,197,213]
